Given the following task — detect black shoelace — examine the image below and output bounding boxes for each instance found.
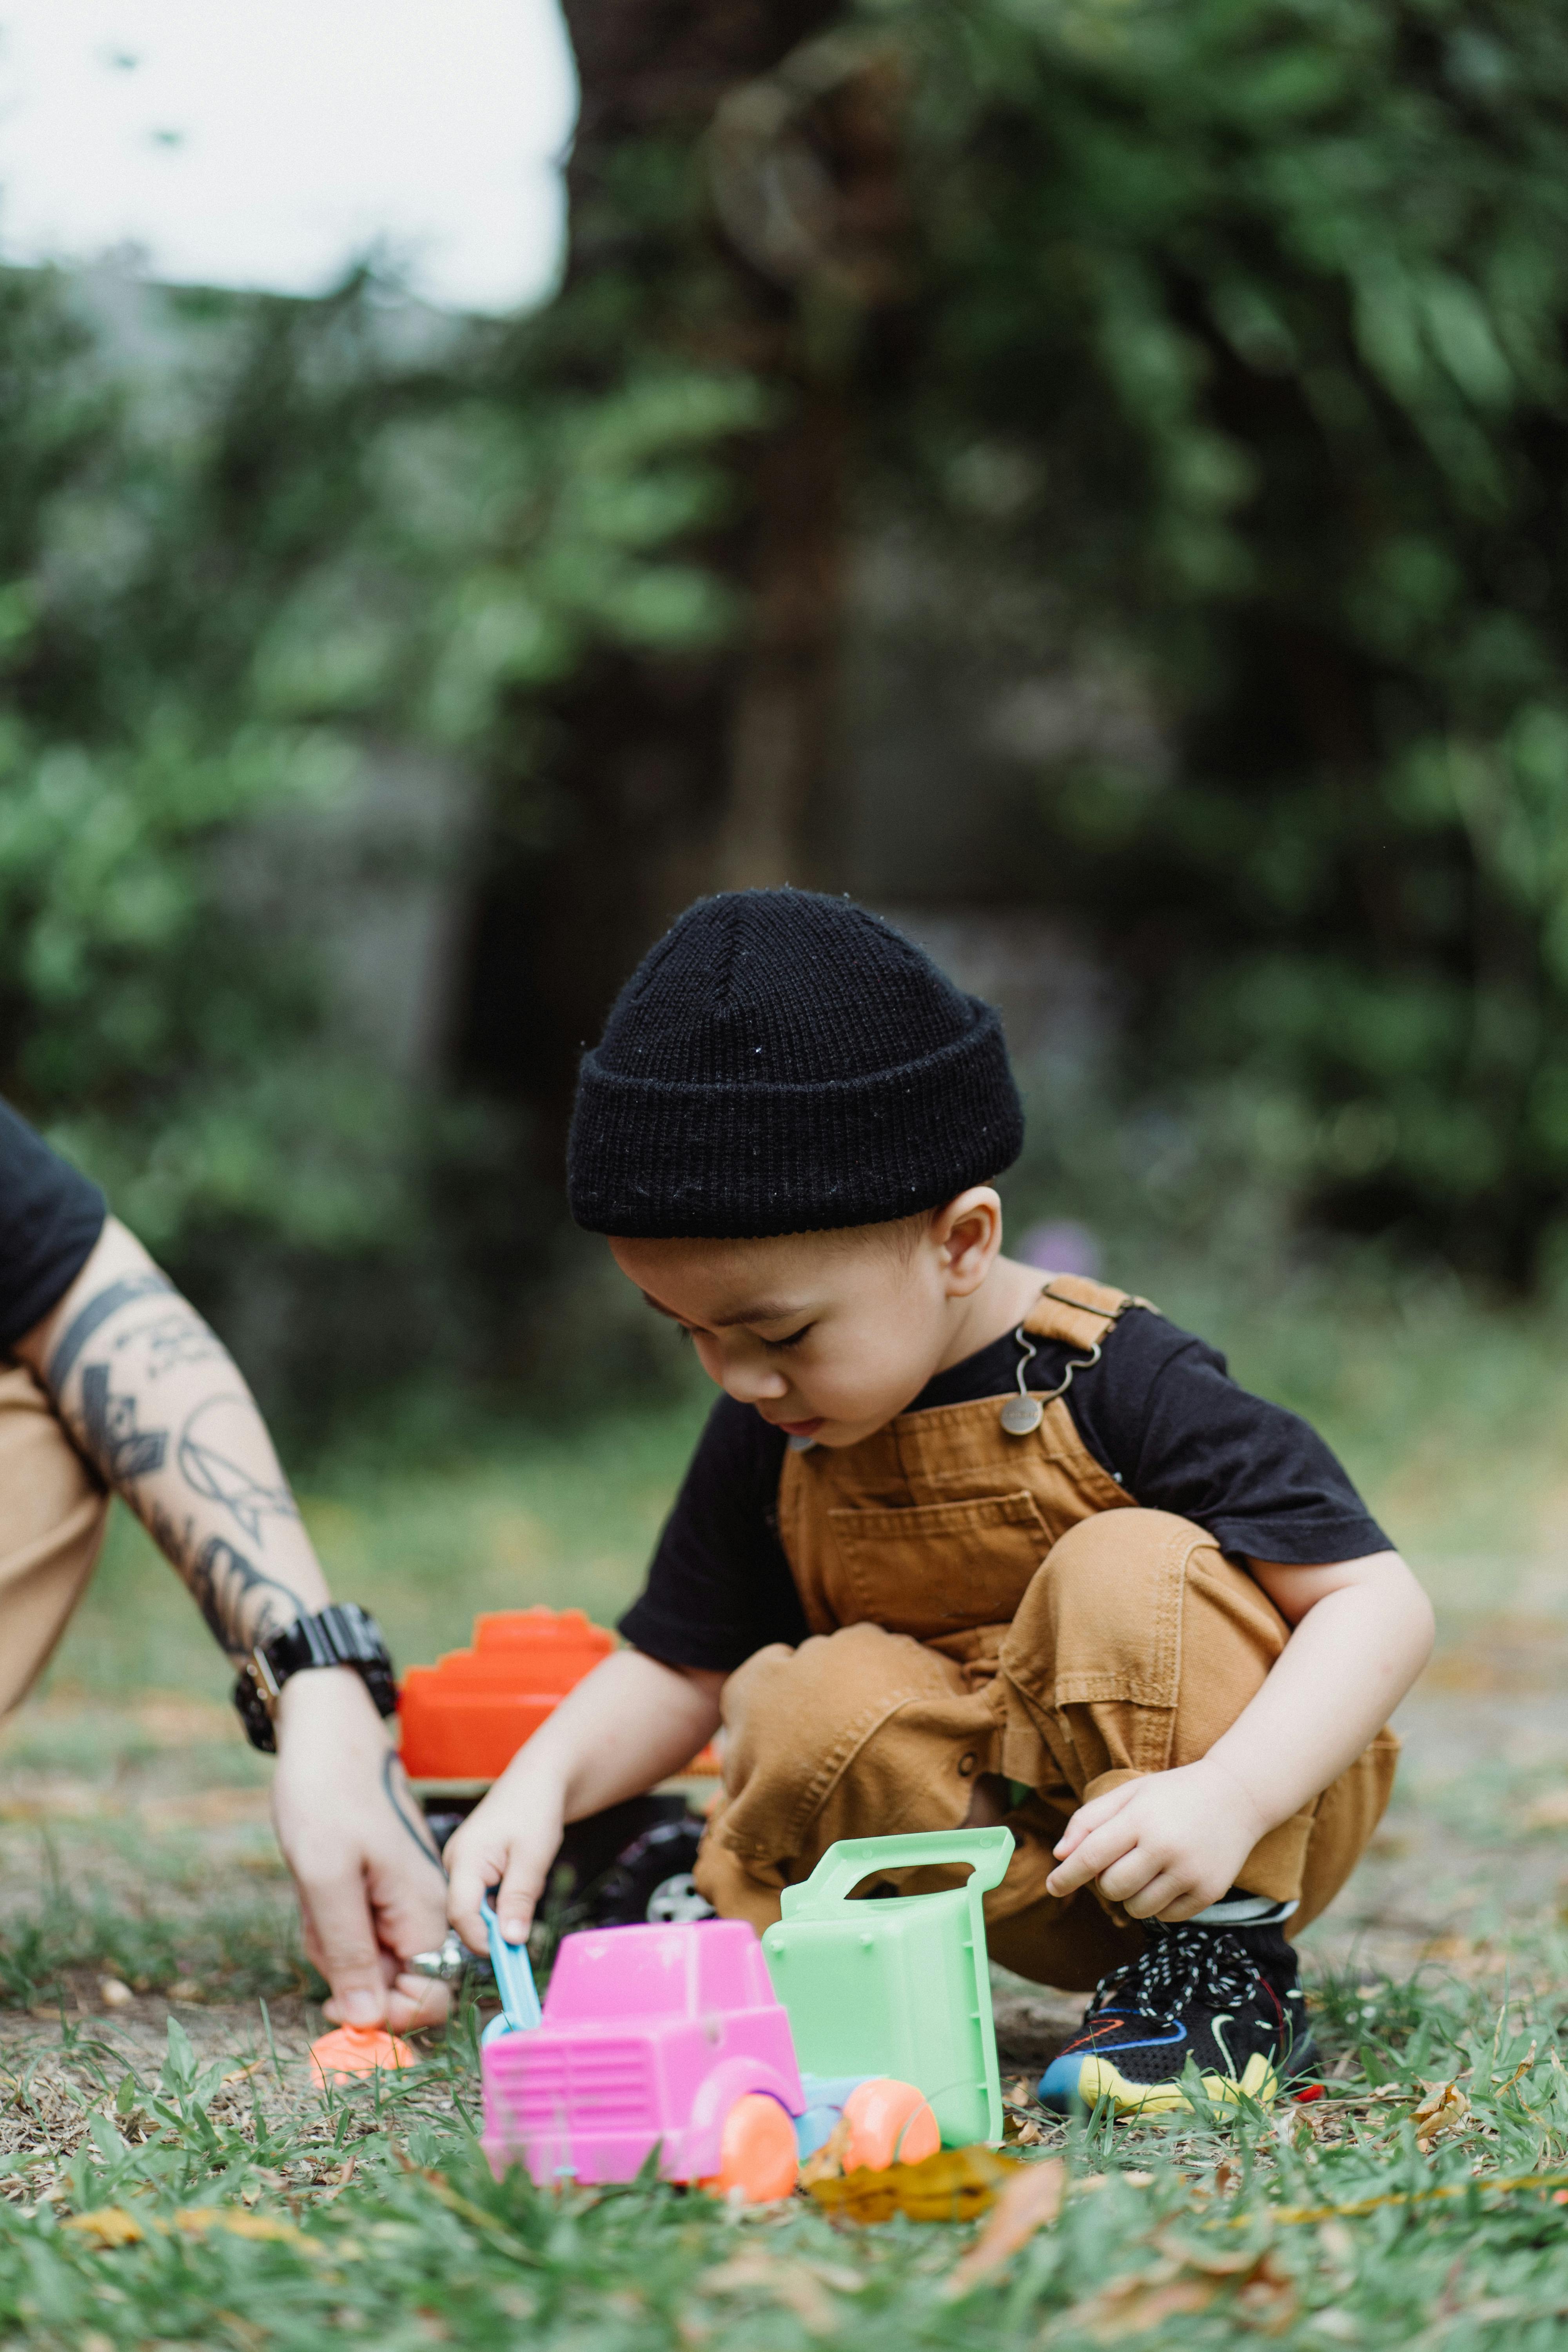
[1089,1922,1260,2028]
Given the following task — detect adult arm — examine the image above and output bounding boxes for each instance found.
[444,1649,723,1950]
[1045,1548,1434,1919]
[14,1215,449,2029]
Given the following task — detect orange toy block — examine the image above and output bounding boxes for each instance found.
[397,1608,616,1780]
[309,2024,417,2087]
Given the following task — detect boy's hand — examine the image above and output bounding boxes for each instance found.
[1045,1759,1269,1922]
[445,1768,566,1953]
[270,1670,452,2031]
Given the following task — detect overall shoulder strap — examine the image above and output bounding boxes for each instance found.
[1022,1272,1159,1355]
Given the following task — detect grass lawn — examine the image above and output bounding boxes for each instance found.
[2,1271,1568,2344]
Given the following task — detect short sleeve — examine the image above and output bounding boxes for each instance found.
[0,1100,106,1350]
[1067,1310,1391,1565]
[617,1394,808,1672]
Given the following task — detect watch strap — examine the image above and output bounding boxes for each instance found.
[232,1604,398,1753]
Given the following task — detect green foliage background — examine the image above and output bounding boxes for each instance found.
[5,0,1568,1394]
[874,0,1568,1277]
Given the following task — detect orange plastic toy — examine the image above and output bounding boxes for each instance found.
[398,1608,615,1779]
[711,2092,801,2203]
[840,2078,940,2170]
[398,1608,720,1780]
[309,2024,417,2087]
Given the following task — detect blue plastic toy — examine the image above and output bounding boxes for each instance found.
[480,1893,543,2046]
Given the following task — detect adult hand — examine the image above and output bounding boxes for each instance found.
[1044,1758,1269,1922]
[270,1669,451,2031]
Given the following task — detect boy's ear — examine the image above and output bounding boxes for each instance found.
[932,1187,1004,1295]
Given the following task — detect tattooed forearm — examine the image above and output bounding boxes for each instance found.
[381,1752,446,1873]
[188,1536,308,1661]
[177,1394,299,1543]
[27,1237,331,1670]
[79,1363,168,1484]
[112,1308,224,1380]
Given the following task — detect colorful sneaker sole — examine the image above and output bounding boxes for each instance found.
[1039,2046,1278,2118]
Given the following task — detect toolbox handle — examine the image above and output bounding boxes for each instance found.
[779,1826,1014,1917]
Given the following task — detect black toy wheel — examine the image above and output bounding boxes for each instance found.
[590,1816,713,1927]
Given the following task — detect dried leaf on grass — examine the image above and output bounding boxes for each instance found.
[66,2208,145,2249]
[1411,2079,1470,2155]
[65,2205,316,2253]
[1063,2244,1295,2339]
[798,2117,851,2188]
[807,2143,1016,2225]
[942,2158,1065,2296]
[697,2249,858,2336]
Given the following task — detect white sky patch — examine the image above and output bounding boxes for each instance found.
[0,0,577,314]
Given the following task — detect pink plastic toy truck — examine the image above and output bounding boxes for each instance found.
[482,1919,806,2200]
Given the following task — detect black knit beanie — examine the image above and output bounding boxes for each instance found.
[567,889,1024,1238]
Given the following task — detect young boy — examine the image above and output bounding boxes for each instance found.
[446,888,1433,2114]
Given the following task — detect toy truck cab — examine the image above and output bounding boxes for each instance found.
[482,1919,804,2193]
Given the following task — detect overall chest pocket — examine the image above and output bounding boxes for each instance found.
[826,1490,1050,1639]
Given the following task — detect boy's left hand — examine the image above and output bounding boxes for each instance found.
[1045,1759,1269,1922]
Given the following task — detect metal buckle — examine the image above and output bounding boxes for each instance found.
[249,1647,282,1706]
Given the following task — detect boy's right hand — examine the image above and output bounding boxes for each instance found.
[442,1648,724,1953]
[445,1769,566,1951]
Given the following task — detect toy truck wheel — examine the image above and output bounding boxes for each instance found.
[711,2093,799,2203]
[840,2078,940,2171]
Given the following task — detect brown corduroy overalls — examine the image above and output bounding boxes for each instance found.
[693,1275,1399,1990]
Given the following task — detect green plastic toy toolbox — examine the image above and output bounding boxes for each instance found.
[761,1826,1013,2147]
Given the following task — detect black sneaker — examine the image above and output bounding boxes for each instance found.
[1038,1906,1318,2117]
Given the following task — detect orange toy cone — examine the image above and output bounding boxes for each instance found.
[309,2022,417,2088]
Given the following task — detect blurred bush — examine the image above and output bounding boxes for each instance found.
[863,0,1568,1278]
[0,261,763,1409]
[8,0,1568,1427]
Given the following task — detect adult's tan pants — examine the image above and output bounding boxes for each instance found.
[693,1509,1398,1990]
[0,1363,109,1714]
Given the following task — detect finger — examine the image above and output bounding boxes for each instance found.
[1053,1782,1141,1858]
[1046,1815,1142,1898]
[1096,1844,1169,1907]
[496,1840,553,1946]
[1122,1869,1189,1920]
[446,1825,512,1954]
[298,1862,388,2028]
[385,1973,452,2033]
[358,1847,449,1992]
[1148,1880,1225,1926]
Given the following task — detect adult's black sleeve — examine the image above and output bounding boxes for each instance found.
[0,1100,106,1351]
[617,1394,808,1672]
[1067,1308,1391,1564]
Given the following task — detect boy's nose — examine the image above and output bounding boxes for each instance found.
[691,1335,789,1403]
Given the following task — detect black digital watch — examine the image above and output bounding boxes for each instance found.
[232,1604,399,1753]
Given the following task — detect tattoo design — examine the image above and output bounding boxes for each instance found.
[176,1394,299,1545]
[113,1308,224,1381]
[382,1752,445,1874]
[47,1271,174,1392]
[187,1535,305,1660]
[80,1362,168,1484]
[143,1499,195,1573]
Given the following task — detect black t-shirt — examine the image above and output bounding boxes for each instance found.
[619,1306,1392,1673]
[0,1100,106,1350]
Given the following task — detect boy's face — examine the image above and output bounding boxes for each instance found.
[609,1193,1003,1448]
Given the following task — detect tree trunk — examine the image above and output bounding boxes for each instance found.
[460,0,877,1149]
